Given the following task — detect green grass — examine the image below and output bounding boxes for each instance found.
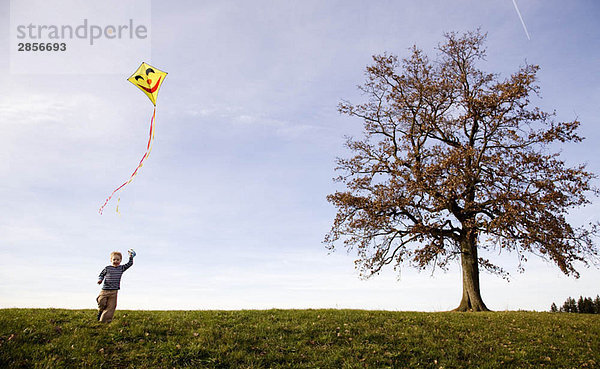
[0,309,598,368]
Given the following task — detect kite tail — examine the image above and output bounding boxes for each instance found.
[99,107,156,215]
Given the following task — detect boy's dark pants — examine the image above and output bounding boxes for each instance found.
[97,290,118,323]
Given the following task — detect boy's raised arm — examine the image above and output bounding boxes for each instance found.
[122,252,134,271]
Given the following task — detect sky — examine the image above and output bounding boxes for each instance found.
[1,0,599,311]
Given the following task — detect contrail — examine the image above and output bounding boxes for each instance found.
[512,0,531,40]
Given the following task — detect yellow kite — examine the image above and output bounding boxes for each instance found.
[99,62,168,215]
[127,62,168,106]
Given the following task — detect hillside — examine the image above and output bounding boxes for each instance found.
[1,309,598,368]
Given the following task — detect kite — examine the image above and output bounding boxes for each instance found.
[99,62,167,215]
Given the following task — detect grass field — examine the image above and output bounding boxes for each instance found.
[0,309,598,368]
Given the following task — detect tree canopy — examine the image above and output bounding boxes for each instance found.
[325,30,599,311]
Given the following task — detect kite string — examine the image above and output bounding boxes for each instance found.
[98,107,156,215]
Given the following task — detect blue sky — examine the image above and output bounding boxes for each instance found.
[1,0,599,311]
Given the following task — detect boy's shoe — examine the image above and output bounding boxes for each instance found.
[97,310,102,321]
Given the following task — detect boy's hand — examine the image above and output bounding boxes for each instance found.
[97,280,102,284]
[128,249,136,258]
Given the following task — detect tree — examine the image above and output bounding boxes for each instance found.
[577,296,586,313]
[553,295,600,314]
[325,30,599,311]
[561,297,578,313]
[577,296,595,314]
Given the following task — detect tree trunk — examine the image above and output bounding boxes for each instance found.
[453,233,490,312]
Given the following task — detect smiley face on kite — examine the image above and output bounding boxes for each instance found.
[134,71,161,93]
[127,62,167,106]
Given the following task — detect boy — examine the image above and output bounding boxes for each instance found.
[96,249,135,323]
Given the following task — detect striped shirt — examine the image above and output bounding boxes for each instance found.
[98,257,134,290]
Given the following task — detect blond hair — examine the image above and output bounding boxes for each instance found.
[110,251,122,260]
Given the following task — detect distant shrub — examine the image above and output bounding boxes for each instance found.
[550,295,600,314]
